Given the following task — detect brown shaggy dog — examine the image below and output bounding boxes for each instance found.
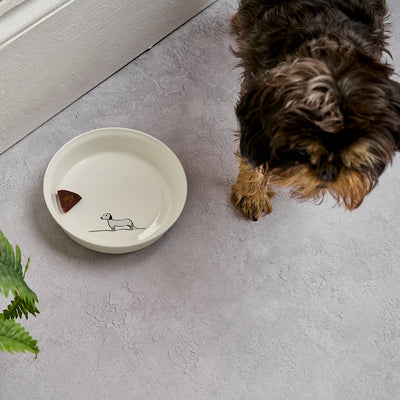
[231,0,400,220]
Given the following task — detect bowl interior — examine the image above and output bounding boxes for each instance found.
[43,128,187,252]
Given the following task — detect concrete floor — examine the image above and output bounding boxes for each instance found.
[1,0,400,399]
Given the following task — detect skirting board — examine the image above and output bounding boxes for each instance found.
[0,0,216,153]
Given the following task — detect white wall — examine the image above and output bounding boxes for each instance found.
[0,0,215,153]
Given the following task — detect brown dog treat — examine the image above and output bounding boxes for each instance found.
[57,190,82,213]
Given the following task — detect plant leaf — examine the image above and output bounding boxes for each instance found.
[23,257,30,279]
[2,295,40,320]
[0,231,29,278]
[0,261,38,305]
[0,231,38,316]
[0,231,18,273]
[0,316,39,356]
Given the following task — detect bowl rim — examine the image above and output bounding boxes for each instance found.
[43,127,187,253]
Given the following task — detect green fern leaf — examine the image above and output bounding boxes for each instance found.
[0,231,39,356]
[2,295,40,320]
[0,231,38,310]
[0,316,39,355]
[0,231,24,276]
[0,261,38,305]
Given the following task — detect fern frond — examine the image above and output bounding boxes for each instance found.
[0,231,38,312]
[0,316,39,356]
[0,231,21,276]
[2,295,40,320]
[0,261,38,305]
[0,232,39,356]
[22,256,30,279]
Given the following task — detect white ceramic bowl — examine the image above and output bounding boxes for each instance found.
[43,127,187,253]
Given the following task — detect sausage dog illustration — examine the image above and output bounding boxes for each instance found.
[100,213,137,231]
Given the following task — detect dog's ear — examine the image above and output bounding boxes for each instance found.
[236,83,277,167]
[388,79,400,150]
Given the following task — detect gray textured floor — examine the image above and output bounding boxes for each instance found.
[1,0,400,399]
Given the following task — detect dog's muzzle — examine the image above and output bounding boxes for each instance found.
[318,163,339,182]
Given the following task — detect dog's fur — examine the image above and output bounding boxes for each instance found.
[231,0,400,220]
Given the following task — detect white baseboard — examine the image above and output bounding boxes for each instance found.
[0,0,215,153]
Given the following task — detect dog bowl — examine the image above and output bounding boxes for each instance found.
[43,127,187,253]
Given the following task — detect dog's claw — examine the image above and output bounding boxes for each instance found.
[231,186,273,221]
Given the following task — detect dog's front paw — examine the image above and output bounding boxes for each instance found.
[231,183,275,221]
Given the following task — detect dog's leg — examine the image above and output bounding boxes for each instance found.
[231,157,275,221]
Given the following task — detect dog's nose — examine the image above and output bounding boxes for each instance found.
[319,164,338,182]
